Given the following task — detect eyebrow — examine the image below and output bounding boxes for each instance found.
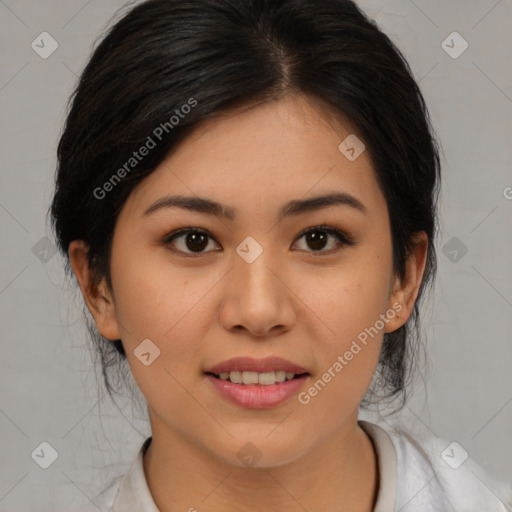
[143,192,367,220]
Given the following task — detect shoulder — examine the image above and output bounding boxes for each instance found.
[370,420,512,512]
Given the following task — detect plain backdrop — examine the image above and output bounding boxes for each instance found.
[1,0,511,510]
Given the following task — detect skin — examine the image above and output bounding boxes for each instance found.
[69,93,428,512]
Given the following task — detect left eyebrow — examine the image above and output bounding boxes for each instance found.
[142,192,367,220]
[278,192,367,220]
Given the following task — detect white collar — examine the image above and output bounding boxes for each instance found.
[112,436,159,512]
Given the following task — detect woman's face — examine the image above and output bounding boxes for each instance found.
[75,94,419,467]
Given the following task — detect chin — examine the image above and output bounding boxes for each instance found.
[209,430,308,470]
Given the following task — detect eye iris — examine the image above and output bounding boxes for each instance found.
[306,230,328,251]
[186,232,208,252]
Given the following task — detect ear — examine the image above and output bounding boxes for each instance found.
[384,231,429,333]
[68,240,122,341]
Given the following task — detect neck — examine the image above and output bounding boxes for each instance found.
[143,415,378,512]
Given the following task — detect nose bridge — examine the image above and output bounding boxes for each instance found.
[235,235,282,306]
[219,235,295,336]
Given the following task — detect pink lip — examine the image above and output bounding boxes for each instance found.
[205,374,309,409]
[205,356,308,374]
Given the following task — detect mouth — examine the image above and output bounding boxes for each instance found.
[205,370,308,386]
[204,357,310,409]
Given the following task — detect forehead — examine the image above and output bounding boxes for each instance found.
[121,94,385,220]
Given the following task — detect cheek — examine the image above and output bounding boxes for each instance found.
[111,243,223,340]
[295,272,384,427]
[296,247,393,344]
[109,250,249,397]
[110,254,221,410]
[291,250,392,409]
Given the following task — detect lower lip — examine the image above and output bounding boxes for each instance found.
[205,374,309,409]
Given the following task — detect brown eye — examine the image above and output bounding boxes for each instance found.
[293,226,354,253]
[164,229,219,255]
[304,230,329,251]
[183,231,209,252]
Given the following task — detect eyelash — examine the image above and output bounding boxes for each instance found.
[162,224,355,257]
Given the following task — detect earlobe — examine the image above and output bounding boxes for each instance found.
[385,232,428,333]
[68,240,122,341]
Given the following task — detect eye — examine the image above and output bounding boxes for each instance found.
[293,225,354,254]
[163,225,354,257]
[163,228,220,256]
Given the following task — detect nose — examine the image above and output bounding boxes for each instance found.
[218,245,297,339]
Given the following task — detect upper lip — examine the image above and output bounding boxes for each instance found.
[206,357,309,375]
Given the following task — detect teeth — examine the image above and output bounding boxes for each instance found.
[242,371,259,385]
[258,371,276,385]
[275,370,286,383]
[217,370,299,385]
[229,371,243,384]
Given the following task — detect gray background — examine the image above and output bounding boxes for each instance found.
[1,0,511,510]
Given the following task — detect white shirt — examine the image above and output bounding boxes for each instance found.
[87,420,512,511]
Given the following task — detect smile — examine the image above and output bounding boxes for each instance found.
[204,356,310,408]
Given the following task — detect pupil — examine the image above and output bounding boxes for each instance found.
[307,230,327,251]
[186,232,208,252]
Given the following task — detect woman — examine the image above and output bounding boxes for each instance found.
[49,0,511,510]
